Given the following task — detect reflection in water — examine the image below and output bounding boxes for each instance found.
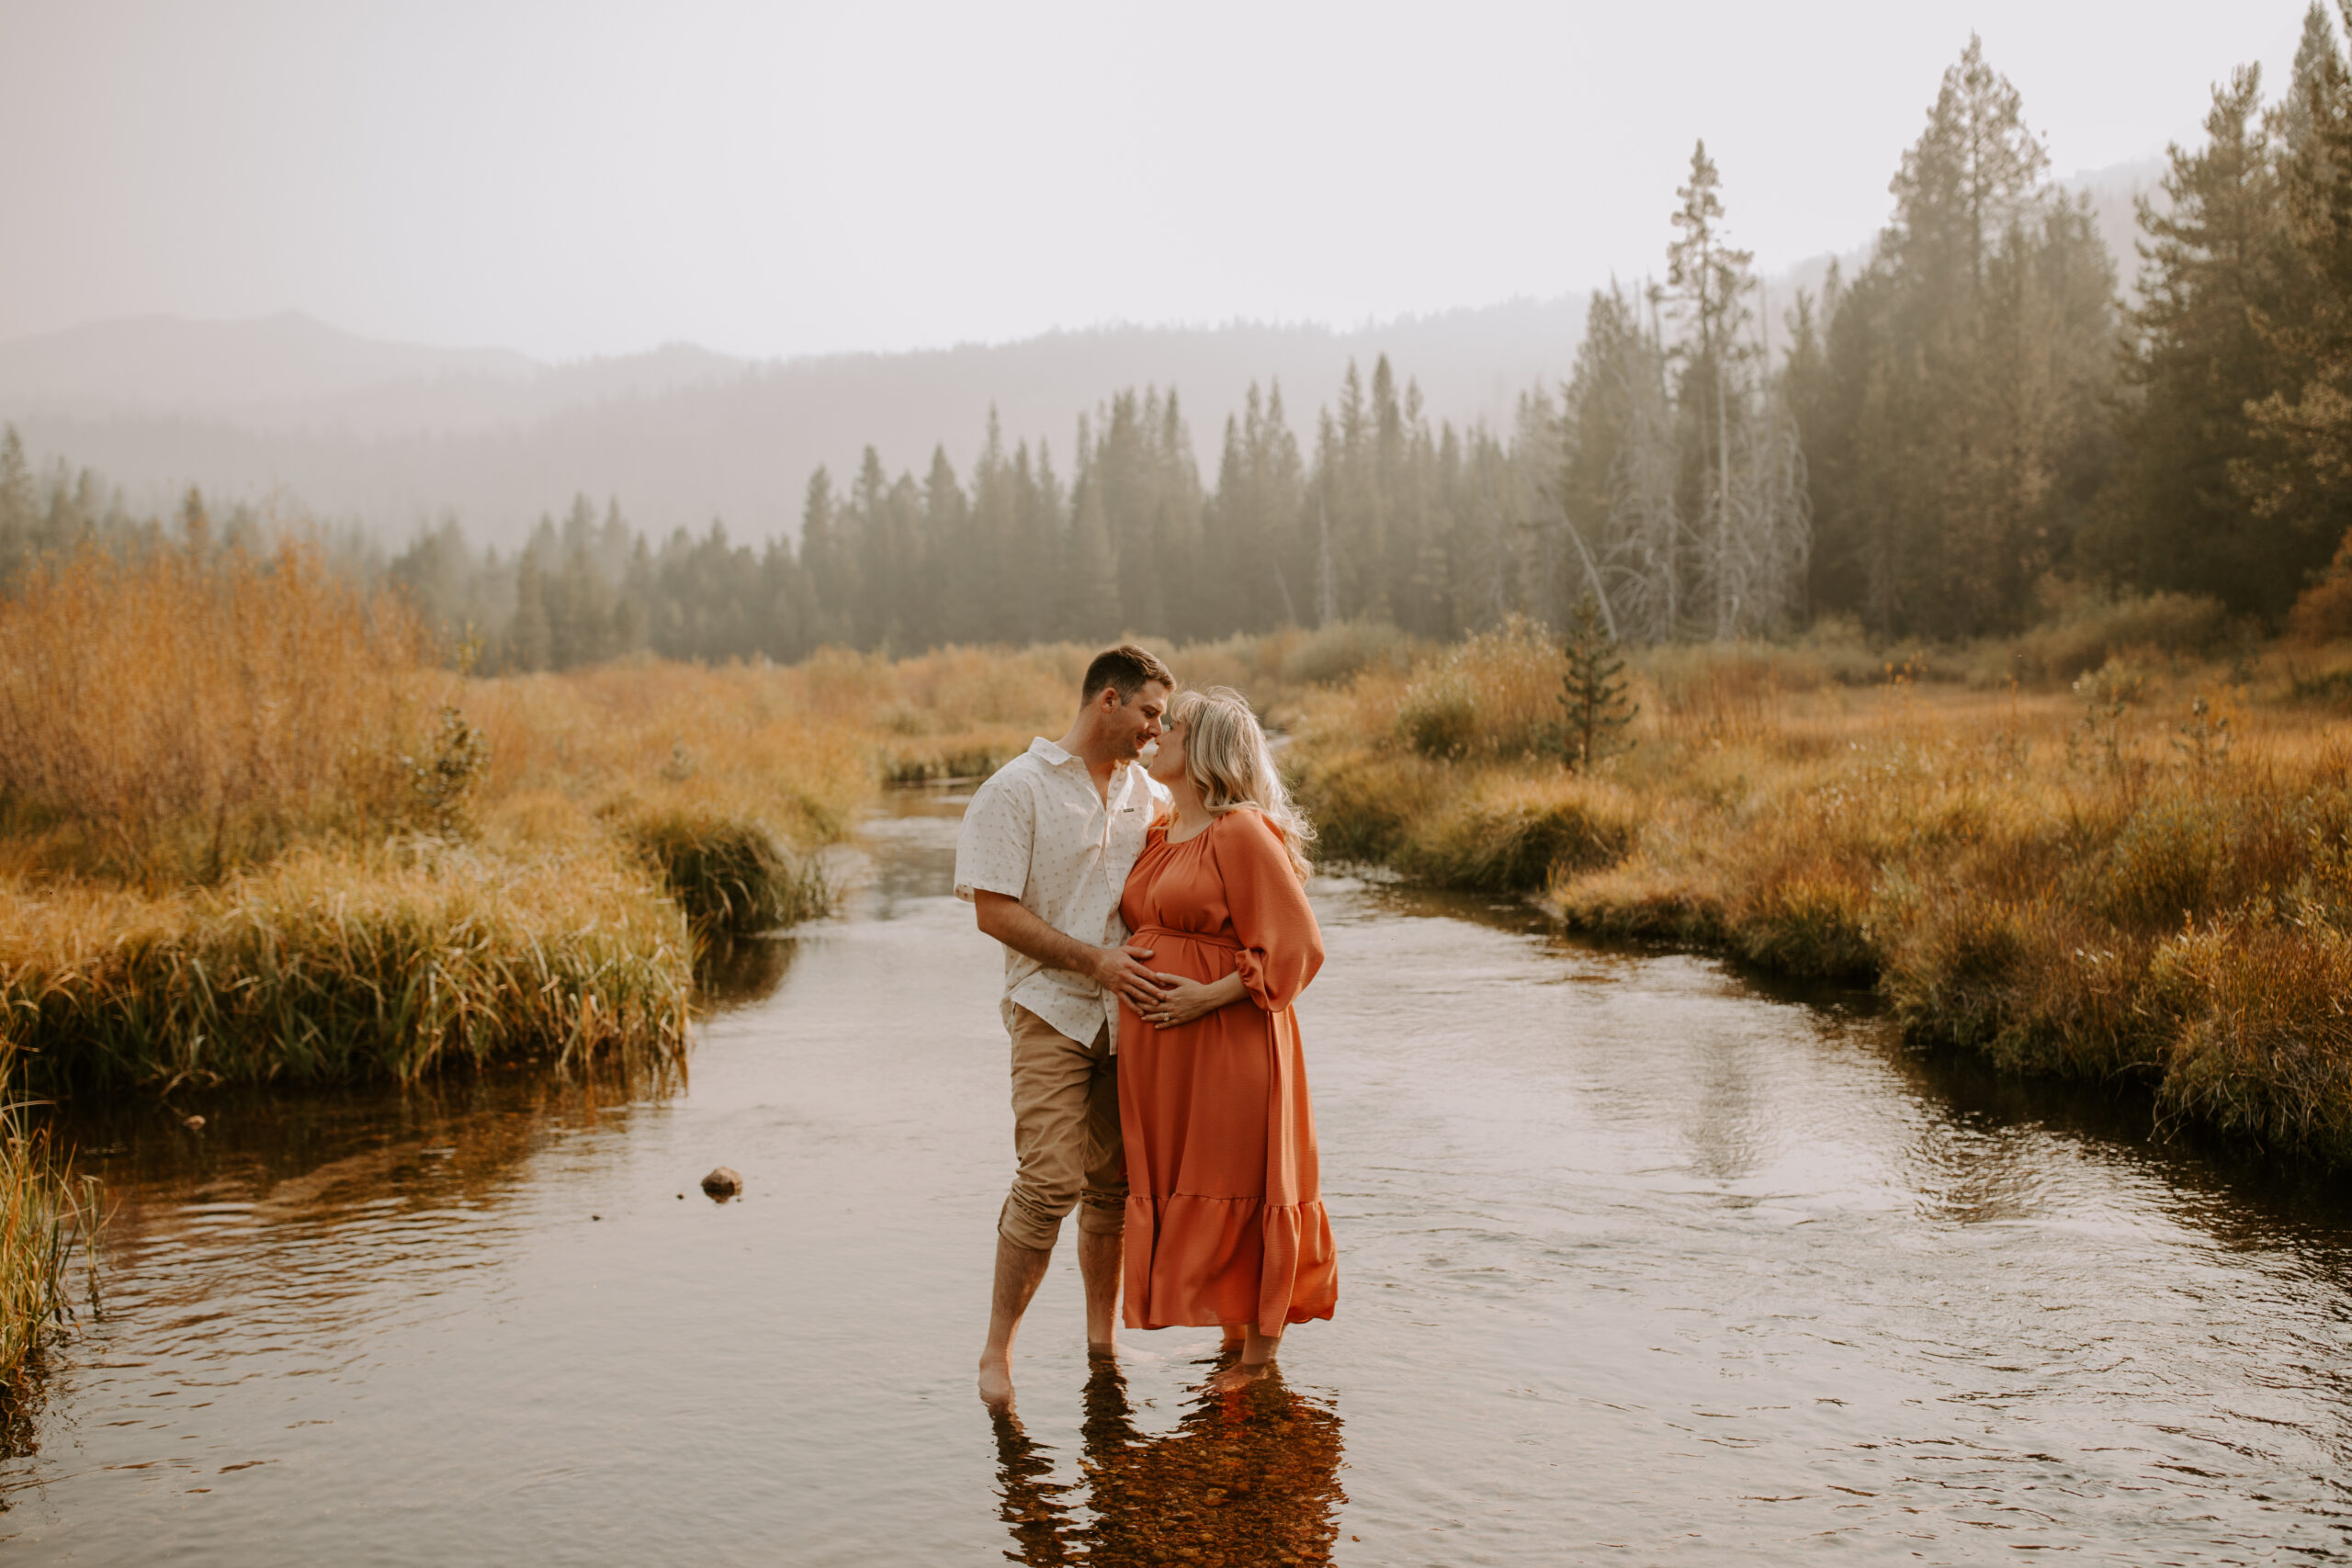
[1679,1031,1769,1184]
[693,933,801,1011]
[995,1361,1345,1567]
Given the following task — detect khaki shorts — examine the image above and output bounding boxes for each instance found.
[999,1005,1125,1250]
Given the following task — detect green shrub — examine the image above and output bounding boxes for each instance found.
[1996,591,2229,684]
[621,807,831,935]
[2152,915,2352,1163]
[1729,876,1879,981]
[1395,676,1480,760]
[1398,782,1633,892]
[1281,621,1412,687]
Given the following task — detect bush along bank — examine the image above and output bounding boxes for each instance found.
[0,847,695,1091]
[1285,621,2352,1170]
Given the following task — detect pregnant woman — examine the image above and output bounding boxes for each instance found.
[1118,685,1335,1386]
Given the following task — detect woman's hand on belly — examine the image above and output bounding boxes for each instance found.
[1139,969,1250,1030]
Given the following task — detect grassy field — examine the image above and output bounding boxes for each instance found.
[0,544,866,1092]
[0,541,1414,1096]
[1285,612,2352,1169]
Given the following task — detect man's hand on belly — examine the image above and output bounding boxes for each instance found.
[974,891,1169,1010]
[1091,942,1171,1011]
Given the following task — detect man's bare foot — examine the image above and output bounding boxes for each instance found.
[1088,1339,1117,1360]
[978,1355,1015,1407]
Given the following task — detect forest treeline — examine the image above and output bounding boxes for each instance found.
[8,17,2352,664]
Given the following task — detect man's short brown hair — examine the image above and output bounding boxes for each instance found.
[1080,644,1175,705]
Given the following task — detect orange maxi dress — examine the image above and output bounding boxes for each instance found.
[1117,808,1336,1335]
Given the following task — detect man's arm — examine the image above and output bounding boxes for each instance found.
[973,891,1167,1011]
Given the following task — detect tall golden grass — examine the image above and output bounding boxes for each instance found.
[0,543,424,884]
[0,546,1374,1094]
[1288,624,2352,1168]
[0,543,874,1090]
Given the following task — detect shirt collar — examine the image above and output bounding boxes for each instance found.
[1030,736,1147,795]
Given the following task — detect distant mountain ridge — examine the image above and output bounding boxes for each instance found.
[0,158,2165,551]
[0,304,1591,548]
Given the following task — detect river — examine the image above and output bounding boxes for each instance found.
[7,788,2351,1564]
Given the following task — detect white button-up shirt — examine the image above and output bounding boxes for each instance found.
[954,737,1169,1047]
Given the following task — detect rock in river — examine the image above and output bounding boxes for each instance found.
[700,1167,742,1200]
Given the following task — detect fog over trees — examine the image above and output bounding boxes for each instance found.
[8,22,2352,665]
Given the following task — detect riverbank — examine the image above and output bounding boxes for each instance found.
[0,545,1400,1093]
[0,545,879,1091]
[1284,619,2352,1169]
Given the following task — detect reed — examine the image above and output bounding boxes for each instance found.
[1289,631,2352,1168]
[0,1059,93,1393]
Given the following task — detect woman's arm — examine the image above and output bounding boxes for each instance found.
[1215,810,1325,1011]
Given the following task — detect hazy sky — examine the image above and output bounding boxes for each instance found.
[0,0,2311,362]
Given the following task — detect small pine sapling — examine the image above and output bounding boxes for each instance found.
[1557,596,1636,771]
[402,705,491,838]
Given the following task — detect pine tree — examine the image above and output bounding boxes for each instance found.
[1065,472,1121,641]
[0,426,35,582]
[2238,5,2352,574]
[1803,36,2114,637]
[797,467,851,649]
[508,546,553,671]
[2088,66,2291,614]
[1556,596,1636,770]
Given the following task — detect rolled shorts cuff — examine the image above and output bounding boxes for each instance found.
[999,1188,1126,1251]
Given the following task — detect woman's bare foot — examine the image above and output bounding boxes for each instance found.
[1206,1325,1280,1393]
[978,1354,1015,1407]
[1207,1359,1270,1394]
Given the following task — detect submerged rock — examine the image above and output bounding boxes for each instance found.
[700,1167,742,1200]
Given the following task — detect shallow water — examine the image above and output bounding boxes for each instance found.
[9,788,2352,1564]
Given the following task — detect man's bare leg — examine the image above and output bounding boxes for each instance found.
[978,1235,1054,1407]
[1079,1225,1122,1356]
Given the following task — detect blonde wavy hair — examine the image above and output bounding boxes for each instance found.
[1170,685,1316,879]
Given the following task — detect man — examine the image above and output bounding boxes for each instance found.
[954,643,1175,1408]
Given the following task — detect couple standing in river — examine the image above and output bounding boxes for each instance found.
[953,644,1336,1406]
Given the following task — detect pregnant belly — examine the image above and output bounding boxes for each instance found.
[1129,926,1238,985]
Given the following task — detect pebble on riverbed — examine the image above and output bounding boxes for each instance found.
[700,1167,742,1200]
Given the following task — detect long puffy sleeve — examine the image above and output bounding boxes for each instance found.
[1213,809,1325,1012]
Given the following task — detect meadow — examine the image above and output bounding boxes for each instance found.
[0,540,1408,1098]
[1284,605,2352,1170]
